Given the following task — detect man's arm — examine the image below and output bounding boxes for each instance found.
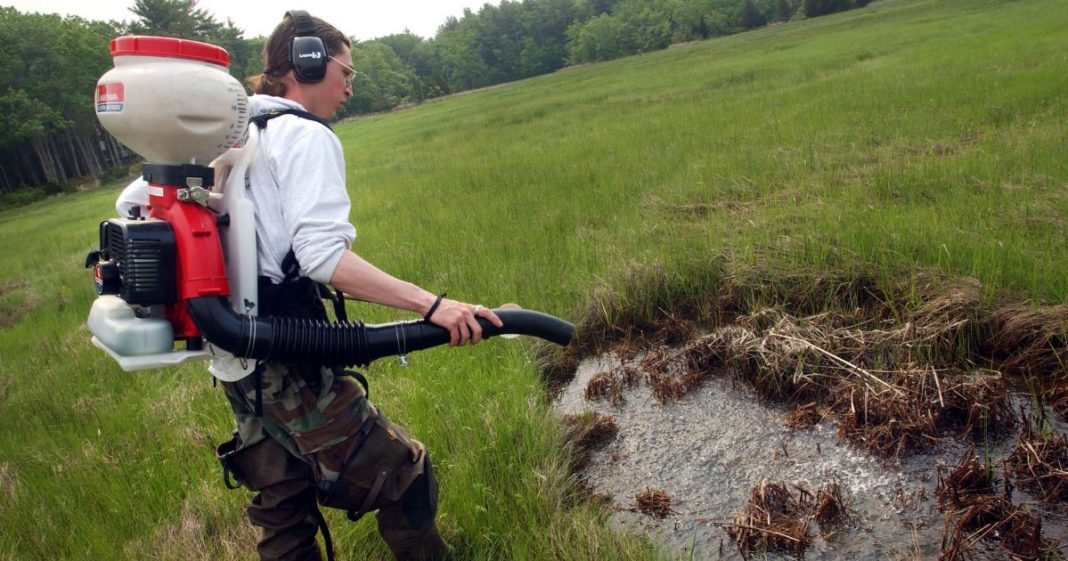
[329,250,502,346]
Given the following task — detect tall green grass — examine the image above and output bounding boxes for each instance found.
[2,0,1066,558]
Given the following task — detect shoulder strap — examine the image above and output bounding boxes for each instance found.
[253,115,346,322]
[250,108,333,131]
[276,249,349,322]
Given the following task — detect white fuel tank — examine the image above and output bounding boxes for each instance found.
[95,36,249,165]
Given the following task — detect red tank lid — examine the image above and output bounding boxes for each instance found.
[110,36,230,67]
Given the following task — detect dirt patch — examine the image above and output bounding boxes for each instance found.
[0,280,43,329]
[0,462,21,503]
[0,280,26,296]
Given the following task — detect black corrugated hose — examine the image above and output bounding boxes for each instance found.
[187,296,574,367]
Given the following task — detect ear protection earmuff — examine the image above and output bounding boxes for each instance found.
[286,10,327,83]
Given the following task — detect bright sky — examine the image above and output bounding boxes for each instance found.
[3,0,502,40]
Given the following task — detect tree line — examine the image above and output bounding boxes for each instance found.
[343,0,873,116]
[0,0,874,200]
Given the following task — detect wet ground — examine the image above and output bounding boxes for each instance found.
[555,352,1068,560]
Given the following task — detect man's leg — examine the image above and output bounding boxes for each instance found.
[375,455,447,561]
[229,436,324,561]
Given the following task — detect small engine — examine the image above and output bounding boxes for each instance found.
[90,218,177,306]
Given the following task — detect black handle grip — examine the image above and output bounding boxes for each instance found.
[362,308,574,362]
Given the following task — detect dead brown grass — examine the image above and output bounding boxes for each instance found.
[562,411,620,471]
[545,266,1068,467]
[562,412,620,450]
[939,496,1051,561]
[0,462,20,503]
[1045,380,1068,423]
[641,344,715,403]
[635,487,674,519]
[1007,414,1068,502]
[575,303,1019,460]
[647,317,697,345]
[541,264,1068,394]
[726,479,851,559]
[936,447,998,510]
[812,482,849,529]
[936,448,1057,561]
[0,280,41,329]
[783,402,824,430]
[585,370,625,405]
[123,482,257,561]
[989,304,1068,374]
[681,309,1016,460]
[831,368,1014,459]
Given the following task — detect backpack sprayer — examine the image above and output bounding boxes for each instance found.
[85,36,574,375]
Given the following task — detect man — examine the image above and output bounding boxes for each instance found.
[120,11,502,561]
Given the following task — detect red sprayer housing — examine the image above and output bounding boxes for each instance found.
[145,177,230,339]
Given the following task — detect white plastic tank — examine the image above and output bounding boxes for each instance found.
[95,36,249,165]
[87,295,173,356]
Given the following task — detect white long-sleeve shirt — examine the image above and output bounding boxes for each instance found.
[244,95,355,284]
[116,95,356,285]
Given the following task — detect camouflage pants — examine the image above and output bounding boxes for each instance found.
[219,362,447,561]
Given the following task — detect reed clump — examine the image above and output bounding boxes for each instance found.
[987,304,1068,376]
[561,411,620,472]
[783,402,825,430]
[936,448,1056,561]
[585,370,625,405]
[672,307,1016,460]
[634,488,674,519]
[726,479,851,559]
[1006,413,1068,502]
[562,412,620,451]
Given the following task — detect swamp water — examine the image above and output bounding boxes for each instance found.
[555,353,1068,560]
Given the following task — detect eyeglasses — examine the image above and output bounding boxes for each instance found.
[330,56,357,84]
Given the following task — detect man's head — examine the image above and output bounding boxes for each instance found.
[248,11,354,120]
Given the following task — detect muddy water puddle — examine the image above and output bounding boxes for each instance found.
[555,353,1068,560]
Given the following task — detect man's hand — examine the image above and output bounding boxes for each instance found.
[427,298,504,346]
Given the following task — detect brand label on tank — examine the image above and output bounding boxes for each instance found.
[96,83,125,113]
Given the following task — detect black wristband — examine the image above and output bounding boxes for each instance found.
[423,293,446,322]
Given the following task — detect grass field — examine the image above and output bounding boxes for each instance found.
[2,0,1067,558]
